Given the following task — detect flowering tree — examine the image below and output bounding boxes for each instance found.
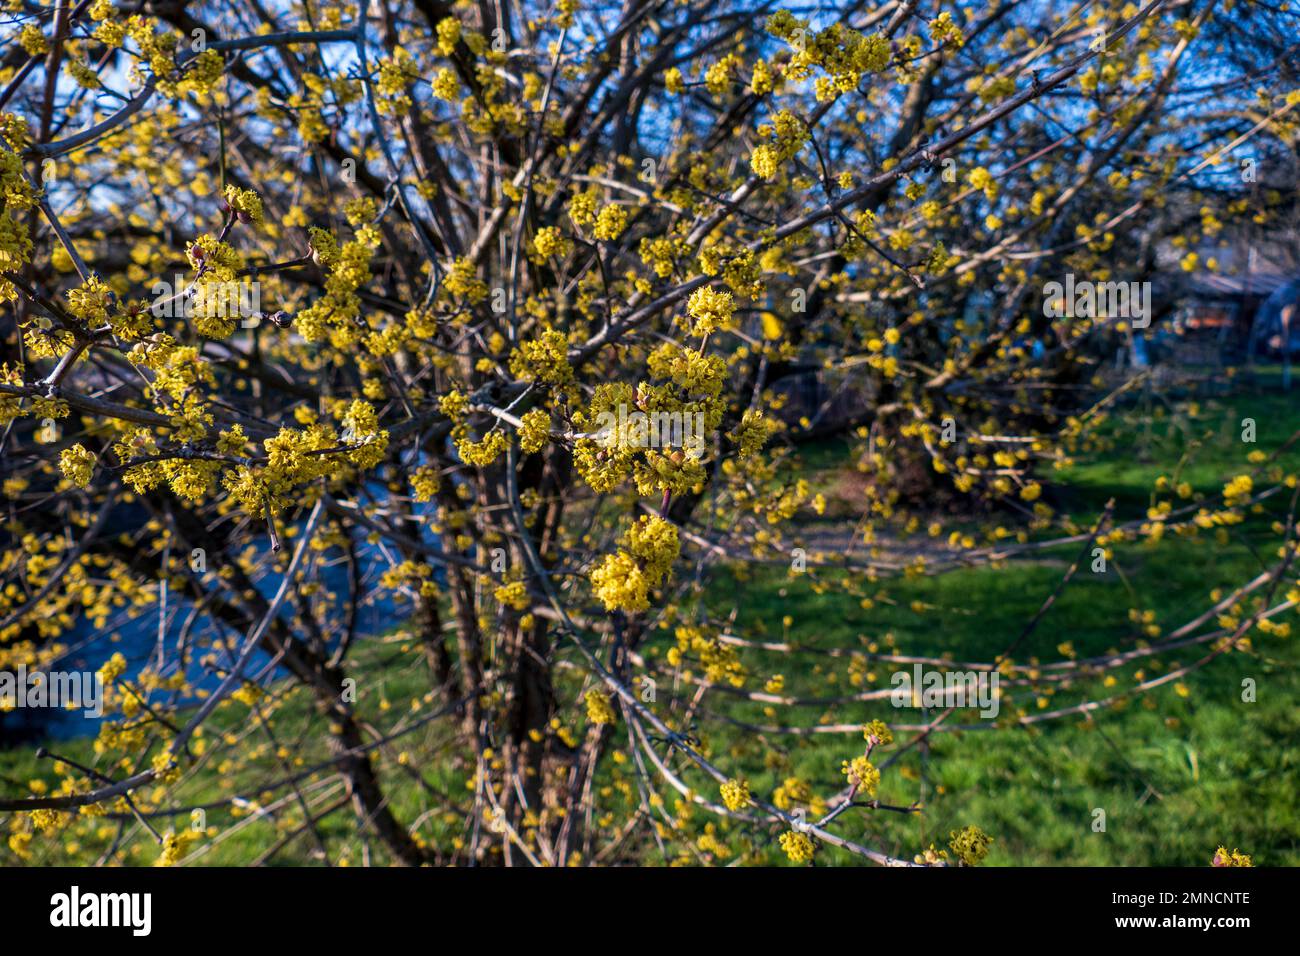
[0,0,1294,866]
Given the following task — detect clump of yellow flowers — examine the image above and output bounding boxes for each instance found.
[1212,846,1252,867]
[456,429,508,467]
[340,399,389,469]
[585,688,618,725]
[684,286,736,336]
[518,407,551,454]
[18,24,48,57]
[863,719,893,746]
[929,11,965,48]
[494,580,530,611]
[59,445,96,488]
[508,328,574,385]
[156,830,199,867]
[1222,474,1253,507]
[841,756,880,797]
[0,117,37,301]
[749,110,807,180]
[948,825,993,866]
[720,778,751,811]
[409,465,442,501]
[531,226,571,260]
[589,515,680,612]
[591,204,627,241]
[779,829,815,864]
[223,185,264,225]
[765,11,891,100]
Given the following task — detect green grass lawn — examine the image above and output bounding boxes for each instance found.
[675,376,1300,865]
[690,539,1298,866]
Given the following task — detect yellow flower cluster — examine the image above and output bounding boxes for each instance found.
[494,580,530,611]
[456,429,507,467]
[341,400,388,469]
[187,233,242,282]
[967,166,998,200]
[28,809,67,834]
[948,825,993,865]
[729,408,773,459]
[749,110,807,181]
[378,560,438,600]
[98,652,127,686]
[223,422,341,514]
[223,185,263,225]
[568,190,599,227]
[0,131,37,298]
[410,465,442,501]
[375,47,418,115]
[435,16,461,56]
[591,204,627,241]
[67,61,102,90]
[929,12,965,47]
[308,226,339,267]
[431,67,459,101]
[59,445,96,488]
[179,49,224,97]
[124,16,184,96]
[575,340,726,499]
[1211,846,1252,867]
[685,286,736,336]
[639,234,685,277]
[443,256,488,303]
[751,59,780,96]
[704,53,741,95]
[773,777,811,810]
[518,407,551,453]
[18,24,48,57]
[508,328,573,385]
[863,719,893,745]
[767,11,891,92]
[590,515,680,612]
[779,829,815,863]
[66,276,113,327]
[296,226,378,343]
[151,751,182,784]
[647,341,727,397]
[230,682,264,707]
[585,688,618,725]
[440,389,469,419]
[156,830,198,867]
[1222,474,1252,507]
[556,0,580,31]
[532,226,571,259]
[669,624,746,686]
[720,778,751,811]
[841,756,880,796]
[109,300,152,340]
[94,18,124,47]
